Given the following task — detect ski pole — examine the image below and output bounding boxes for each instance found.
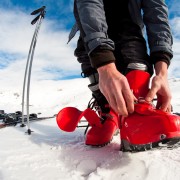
[21,6,46,135]
[21,13,41,127]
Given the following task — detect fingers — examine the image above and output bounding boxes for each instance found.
[156,102,172,112]
[160,102,169,112]
[122,88,135,114]
[97,64,136,116]
[167,105,172,112]
[145,76,161,102]
[114,91,129,116]
[101,86,129,116]
[153,82,172,112]
[145,87,158,102]
[99,82,134,116]
[146,75,172,113]
[156,97,172,112]
[147,89,171,112]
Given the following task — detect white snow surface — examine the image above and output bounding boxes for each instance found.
[0,78,180,180]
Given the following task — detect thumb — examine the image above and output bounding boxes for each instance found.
[145,87,157,102]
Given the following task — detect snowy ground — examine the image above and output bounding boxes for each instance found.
[0,78,180,180]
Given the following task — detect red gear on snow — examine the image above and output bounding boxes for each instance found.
[125,69,150,99]
[56,107,102,132]
[85,108,119,146]
[120,70,180,151]
[56,106,119,146]
[120,100,180,151]
[56,70,180,151]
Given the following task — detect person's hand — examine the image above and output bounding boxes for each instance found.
[145,75,172,112]
[145,61,172,112]
[97,63,136,116]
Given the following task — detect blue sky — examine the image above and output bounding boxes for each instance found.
[0,0,180,84]
[0,0,74,30]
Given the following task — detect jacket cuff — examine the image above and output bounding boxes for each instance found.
[89,48,115,69]
[150,51,172,67]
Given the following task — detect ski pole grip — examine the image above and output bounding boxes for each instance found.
[31,6,46,15]
[31,15,40,25]
[30,6,46,25]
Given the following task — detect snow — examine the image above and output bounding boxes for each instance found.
[0,77,180,180]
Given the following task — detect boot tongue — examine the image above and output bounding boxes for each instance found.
[126,70,150,99]
[88,83,110,114]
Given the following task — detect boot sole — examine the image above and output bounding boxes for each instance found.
[120,137,180,152]
[86,138,113,148]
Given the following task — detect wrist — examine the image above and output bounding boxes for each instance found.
[150,51,172,67]
[97,62,117,74]
[90,48,115,69]
[154,61,168,78]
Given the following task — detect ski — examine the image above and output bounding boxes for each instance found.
[0,111,56,129]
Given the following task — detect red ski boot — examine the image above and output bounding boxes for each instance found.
[84,77,119,146]
[120,100,180,151]
[85,105,119,146]
[56,102,119,147]
[56,71,119,147]
[120,70,180,152]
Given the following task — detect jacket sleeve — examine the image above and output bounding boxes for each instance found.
[74,0,116,68]
[142,0,173,64]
